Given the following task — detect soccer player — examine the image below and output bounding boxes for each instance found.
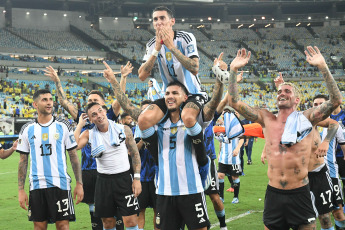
[147,78,163,101]
[133,100,158,230]
[138,6,211,186]
[74,102,141,230]
[44,62,133,230]
[226,46,342,229]
[0,140,18,159]
[103,58,225,229]
[17,89,84,230]
[216,109,244,204]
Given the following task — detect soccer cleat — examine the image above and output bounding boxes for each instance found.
[212,63,230,84]
[247,160,252,165]
[226,187,234,193]
[199,156,212,190]
[220,227,228,230]
[232,197,239,204]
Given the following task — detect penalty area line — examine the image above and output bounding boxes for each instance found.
[210,210,263,229]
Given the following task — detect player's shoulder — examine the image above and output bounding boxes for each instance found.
[176,31,195,44]
[56,117,73,132]
[19,120,36,135]
[147,36,156,48]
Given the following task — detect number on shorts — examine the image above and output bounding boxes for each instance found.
[210,177,216,188]
[231,165,239,171]
[125,195,138,208]
[320,190,332,205]
[334,185,340,196]
[56,199,69,212]
[195,203,204,218]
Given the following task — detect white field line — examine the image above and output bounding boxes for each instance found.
[210,210,263,229]
[0,171,17,175]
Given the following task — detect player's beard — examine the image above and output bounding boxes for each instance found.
[168,108,177,112]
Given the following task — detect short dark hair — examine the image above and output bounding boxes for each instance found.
[86,102,101,115]
[33,89,51,101]
[141,100,152,107]
[166,81,189,95]
[88,90,105,102]
[152,6,174,18]
[313,94,329,102]
[121,112,131,120]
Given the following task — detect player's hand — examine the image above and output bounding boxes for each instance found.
[18,190,28,210]
[155,29,163,52]
[73,182,84,205]
[261,152,266,164]
[12,139,18,151]
[214,52,228,71]
[103,61,116,83]
[244,141,248,147]
[44,66,60,82]
[233,148,239,157]
[121,61,134,77]
[237,71,244,83]
[132,179,142,198]
[159,28,174,50]
[78,113,88,127]
[315,141,329,158]
[230,49,251,72]
[274,72,284,88]
[305,46,327,69]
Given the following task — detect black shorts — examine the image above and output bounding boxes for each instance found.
[331,177,344,207]
[205,159,219,195]
[94,171,140,218]
[263,184,316,230]
[153,94,207,114]
[28,187,75,223]
[138,181,157,209]
[218,162,242,177]
[82,169,97,204]
[156,193,210,230]
[336,157,345,179]
[308,165,334,215]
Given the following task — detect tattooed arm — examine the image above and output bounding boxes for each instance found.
[303,46,342,125]
[228,49,265,125]
[124,125,142,197]
[18,154,29,210]
[139,56,157,81]
[103,62,141,121]
[68,148,84,204]
[203,79,224,121]
[170,49,199,76]
[44,66,78,119]
[315,118,339,157]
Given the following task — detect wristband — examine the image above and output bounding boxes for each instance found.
[152,49,159,57]
[134,173,141,180]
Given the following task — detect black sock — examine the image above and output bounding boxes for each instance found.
[189,130,208,166]
[342,181,345,202]
[227,175,234,187]
[218,215,226,228]
[234,181,240,198]
[142,131,159,164]
[116,215,124,230]
[90,212,103,230]
[219,180,224,200]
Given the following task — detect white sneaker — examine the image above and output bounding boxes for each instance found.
[212,63,230,83]
[232,197,239,204]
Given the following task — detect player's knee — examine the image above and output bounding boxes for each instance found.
[318,213,332,228]
[102,218,115,229]
[333,208,345,221]
[218,173,225,179]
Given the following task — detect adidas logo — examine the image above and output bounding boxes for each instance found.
[63,212,68,217]
[199,217,206,223]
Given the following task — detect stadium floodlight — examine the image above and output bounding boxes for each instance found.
[200,19,203,22]
[26,12,30,15]
[261,16,265,20]
[182,19,185,22]
[115,17,118,20]
[288,17,291,21]
[325,16,329,19]
[308,16,311,20]
[236,19,239,22]
[307,23,311,26]
[3,10,6,14]
[79,15,82,18]
[253,18,256,21]
[249,24,254,28]
[272,18,274,21]
[208,17,212,21]
[44,13,47,16]
[238,24,243,28]
[99,17,102,20]
[217,19,220,22]
[63,14,67,17]
[296,22,301,27]
[265,24,271,28]
[149,18,152,21]
[133,16,137,21]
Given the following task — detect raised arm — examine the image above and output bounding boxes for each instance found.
[74,115,89,150]
[228,49,265,125]
[303,46,342,125]
[0,140,18,159]
[68,148,84,204]
[44,66,78,119]
[124,125,142,197]
[112,61,134,117]
[314,118,339,157]
[203,53,225,121]
[103,62,141,121]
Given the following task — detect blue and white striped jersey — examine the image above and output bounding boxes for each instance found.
[319,126,345,178]
[143,31,202,94]
[17,117,77,191]
[154,112,209,196]
[147,86,163,101]
[216,135,242,165]
[330,110,345,157]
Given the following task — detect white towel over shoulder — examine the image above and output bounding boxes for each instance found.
[281,111,312,146]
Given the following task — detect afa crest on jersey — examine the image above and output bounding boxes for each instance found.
[187,44,195,54]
